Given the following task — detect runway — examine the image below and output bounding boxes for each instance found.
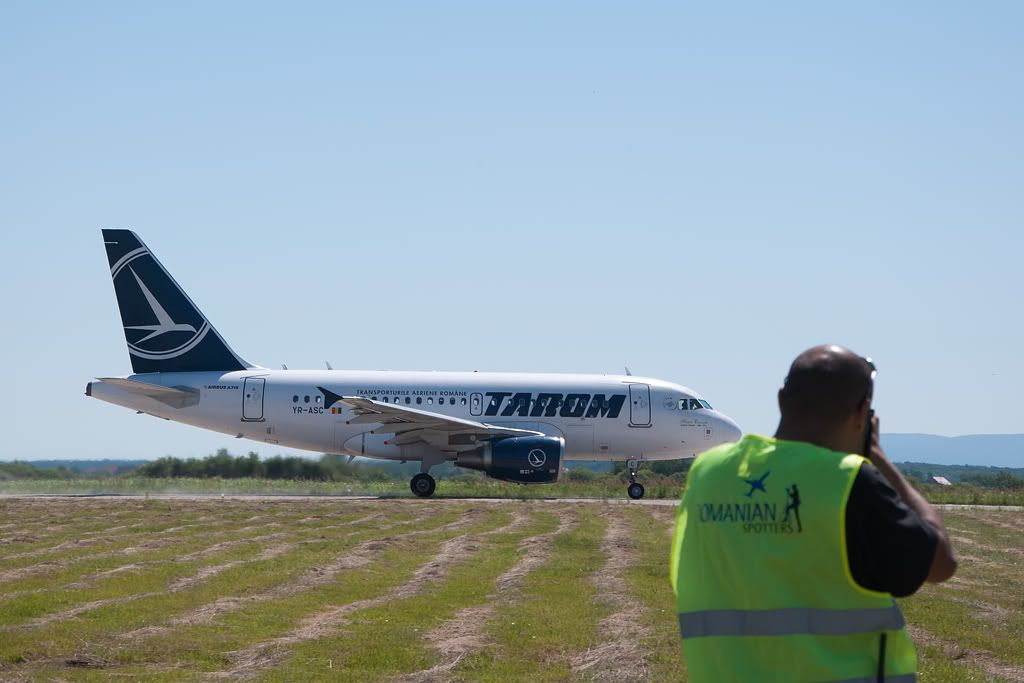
[0,493,1019,511]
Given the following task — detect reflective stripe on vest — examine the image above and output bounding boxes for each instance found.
[824,676,917,683]
[679,604,905,639]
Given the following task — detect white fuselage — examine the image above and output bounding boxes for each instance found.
[88,369,743,464]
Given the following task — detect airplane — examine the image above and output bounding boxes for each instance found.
[744,471,770,497]
[86,230,742,499]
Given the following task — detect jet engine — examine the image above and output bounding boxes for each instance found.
[455,435,563,484]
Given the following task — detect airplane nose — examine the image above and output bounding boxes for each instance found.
[716,413,743,443]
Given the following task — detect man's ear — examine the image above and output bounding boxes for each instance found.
[852,399,870,431]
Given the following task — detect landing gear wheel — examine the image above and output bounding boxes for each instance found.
[625,459,644,500]
[410,473,436,498]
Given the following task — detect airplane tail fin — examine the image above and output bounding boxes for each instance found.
[101,229,254,374]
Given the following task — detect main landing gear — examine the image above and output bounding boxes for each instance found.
[626,459,645,500]
[410,473,436,498]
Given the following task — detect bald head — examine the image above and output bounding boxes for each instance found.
[779,345,875,426]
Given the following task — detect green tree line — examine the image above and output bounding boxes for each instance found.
[134,450,418,481]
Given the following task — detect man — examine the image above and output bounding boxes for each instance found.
[670,345,956,682]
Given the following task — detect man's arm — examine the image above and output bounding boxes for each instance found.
[868,415,958,583]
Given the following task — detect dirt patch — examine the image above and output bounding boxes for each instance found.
[65,653,110,669]
[120,538,179,554]
[0,560,62,583]
[397,509,579,683]
[254,542,299,561]
[214,509,532,679]
[0,534,39,545]
[644,507,677,539]
[909,624,1024,682]
[646,506,677,525]
[570,511,652,682]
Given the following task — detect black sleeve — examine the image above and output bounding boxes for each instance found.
[845,462,939,597]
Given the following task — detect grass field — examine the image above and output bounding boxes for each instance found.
[0,498,1021,682]
[3,476,1023,506]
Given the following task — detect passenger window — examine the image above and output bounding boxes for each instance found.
[394,397,399,404]
[293,395,299,403]
[405,397,411,405]
[690,399,703,410]
[428,397,434,405]
[461,398,467,406]
[416,397,422,405]
[382,396,389,403]
[315,396,322,404]
[304,395,310,404]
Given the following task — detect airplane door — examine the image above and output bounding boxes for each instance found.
[470,393,483,417]
[628,383,651,427]
[242,377,265,421]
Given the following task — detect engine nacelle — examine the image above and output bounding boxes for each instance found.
[455,435,564,484]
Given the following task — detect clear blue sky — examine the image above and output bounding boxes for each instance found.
[1,2,1021,460]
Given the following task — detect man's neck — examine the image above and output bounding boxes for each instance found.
[774,421,848,454]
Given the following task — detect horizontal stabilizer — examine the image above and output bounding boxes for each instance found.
[95,377,200,409]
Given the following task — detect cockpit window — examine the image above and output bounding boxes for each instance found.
[678,398,712,410]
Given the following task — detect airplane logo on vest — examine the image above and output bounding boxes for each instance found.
[744,471,770,497]
[483,392,626,419]
[696,474,803,534]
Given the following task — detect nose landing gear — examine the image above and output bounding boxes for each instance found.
[626,459,645,500]
[410,472,436,498]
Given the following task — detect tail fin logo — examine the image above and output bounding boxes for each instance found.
[124,268,197,342]
[111,250,210,360]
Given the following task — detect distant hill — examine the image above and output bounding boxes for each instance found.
[894,461,1024,485]
[882,434,1024,468]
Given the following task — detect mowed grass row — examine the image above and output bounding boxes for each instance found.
[0,501,458,673]
[901,510,1024,682]
[0,503,394,627]
[0,500,1022,681]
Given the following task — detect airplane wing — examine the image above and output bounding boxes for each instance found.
[318,387,541,450]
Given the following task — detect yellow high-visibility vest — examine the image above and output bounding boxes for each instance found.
[671,434,917,682]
